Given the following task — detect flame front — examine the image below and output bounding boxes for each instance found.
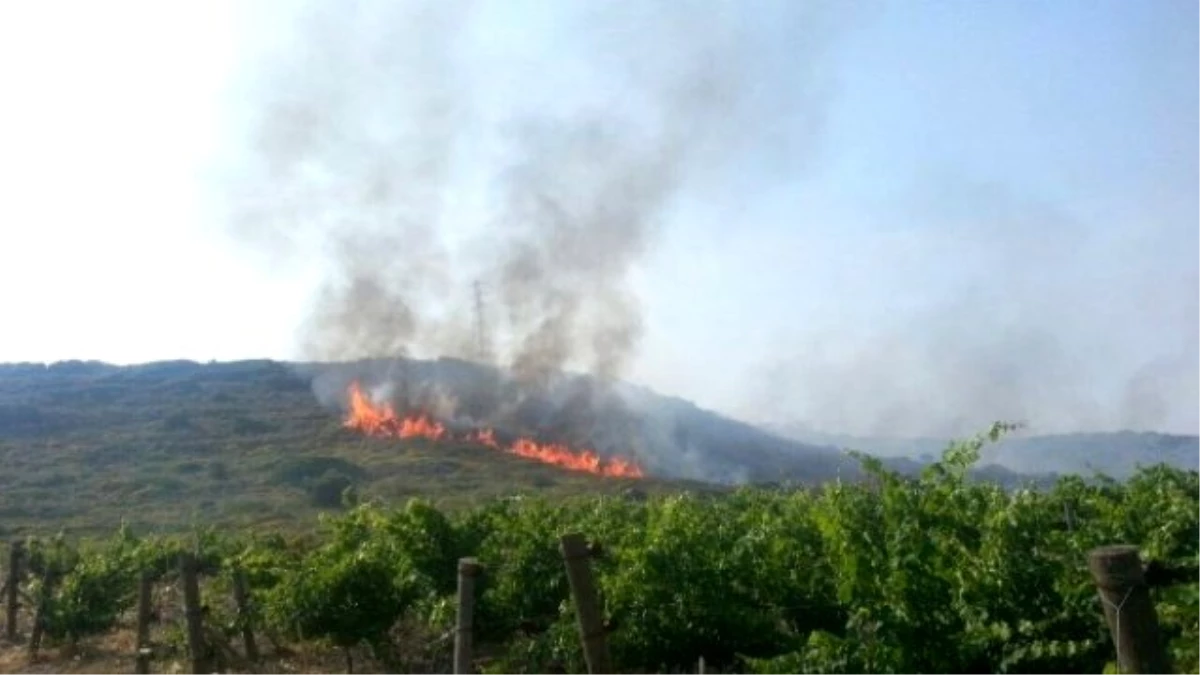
[345,382,446,440]
[343,381,644,479]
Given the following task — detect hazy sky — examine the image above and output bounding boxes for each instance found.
[0,0,1196,437]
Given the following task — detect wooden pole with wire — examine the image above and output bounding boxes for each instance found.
[4,541,21,642]
[454,557,482,674]
[1087,545,1171,674]
[181,553,211,674]
[560,533,611,674]
[135,571,153,674]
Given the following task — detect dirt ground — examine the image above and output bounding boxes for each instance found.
[0,627,413,675]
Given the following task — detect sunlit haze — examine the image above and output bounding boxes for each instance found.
[1,0,1196,437]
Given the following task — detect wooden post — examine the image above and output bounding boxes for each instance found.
[28,604,43,658]
[5,540,21,641]
[180,554,210,674]
[232,568,259,663]
[559,533,610,674]
[135,570,153,674]
[1087,545,1171,674]
[454,557,481,674]
[28,569,51,659]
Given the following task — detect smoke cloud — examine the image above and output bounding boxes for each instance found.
[215,0,865,476]
[741,179,1199,439]
[224,0,467,362]
[219,0,1192,455]
[220,0,828,391]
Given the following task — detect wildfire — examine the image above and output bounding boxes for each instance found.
[344,382,446,440]
[343,381,645,479]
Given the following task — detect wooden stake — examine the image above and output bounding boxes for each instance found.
[232,568,259,663]
[1087,545,1171,674]
[559,533,611,674]
[135,570,153,674]
[28,568,51,659]
[454,558,481,674]
[180,554,210,674]
[5,540,21,642]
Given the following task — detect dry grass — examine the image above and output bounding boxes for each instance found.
[0,627,418,674]
[0,586,403,675]
[0,559,464,675]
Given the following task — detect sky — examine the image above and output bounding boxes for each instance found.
[0,0,1196,437]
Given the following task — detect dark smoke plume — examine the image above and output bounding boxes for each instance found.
[222,0,765,381]
[219,0,849,412]
[225,0,469,362]
[217,0,860,476]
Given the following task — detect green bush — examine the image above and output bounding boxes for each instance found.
[308,470,355,509]
[11,424,1198,673]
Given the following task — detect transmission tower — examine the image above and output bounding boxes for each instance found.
[472,280,489,363]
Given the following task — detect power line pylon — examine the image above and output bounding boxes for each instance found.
[472,280,489,363]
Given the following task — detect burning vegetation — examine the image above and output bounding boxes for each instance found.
[343,381,645,479]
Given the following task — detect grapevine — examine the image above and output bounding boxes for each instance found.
[2,428,1195,674]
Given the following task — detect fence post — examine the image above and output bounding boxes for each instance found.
[232,567,259,663]
[28,568,52,658]
[560,533,611,674]
[454,557,481,674]
[4,540,20,642]
[1087,545,1171,674]
[181,553,210,674]
[135,570,153,674]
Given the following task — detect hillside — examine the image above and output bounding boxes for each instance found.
[0,355,864,533]
[294,357,878,484]
[766,422,1199,479]
[0,359,725,536]
[2,358,1186,536]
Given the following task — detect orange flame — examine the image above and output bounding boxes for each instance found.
[343,381,644,479]
[344,382,445,441]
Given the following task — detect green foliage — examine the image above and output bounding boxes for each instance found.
[208,460,230,481]
[267,541,413,650]
[600,492,809,669]
[25,526,143,643]
[276,456,368,487]
[470,498,574,644]
[262,503,440,660]
[308,470,356,509]
[7,424,1198,674]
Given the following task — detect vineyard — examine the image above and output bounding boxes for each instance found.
[0,425,1197,674]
